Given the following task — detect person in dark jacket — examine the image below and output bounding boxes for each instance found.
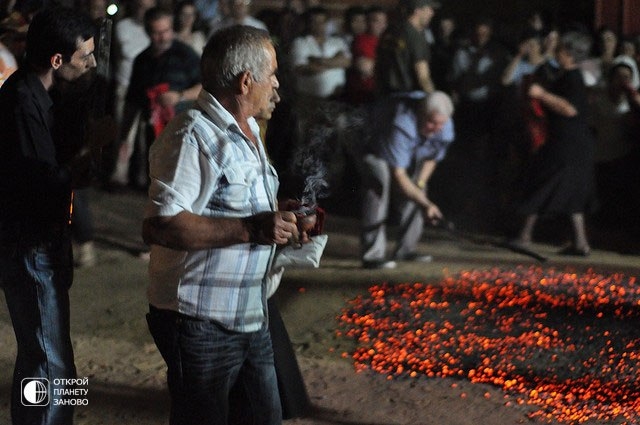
[0,6,101,425]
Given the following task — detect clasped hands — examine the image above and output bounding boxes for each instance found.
[247,211,307,246]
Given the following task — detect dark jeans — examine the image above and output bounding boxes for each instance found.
[147,306,282,425]
[0,231,76,425]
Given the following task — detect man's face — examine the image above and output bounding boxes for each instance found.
[419,112,447,137]
[555,46,573,69]
[229,0,250,20]
[255,88,281,120]
[88,0,106,20]
[137,0,156,13]
[178,4,197,29]
[611,66,633,90]
[55,37,97,82]
[250,43,280,119]
[309,13,327,38]
[416,5,435,30]
[475,24,491,46]
[149,16,174,55]
[368,11,387,37]
[349,13,367,36]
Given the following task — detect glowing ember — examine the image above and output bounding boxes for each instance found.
[336,266,640,424]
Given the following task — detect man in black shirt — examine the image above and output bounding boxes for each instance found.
[113,6,201,189]
[375,0,439,96]
[0,7,99,425]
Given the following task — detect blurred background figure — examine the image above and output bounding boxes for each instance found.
[375,0,439,97]
[430,13,458,93]
[193,0,218,34]
[344,5,387,105]
[502,31,546,89]
[116,6,201,190]
[208,0,267,36]
[512,31,596,256]
[174,0,206,55]
[581,25,618,88]
[108,0,155,188]
[447,16,509,230]
[291,5,350,101]
[339,5,366,47]
[590,55,640,230]
[360,92,455,269]
[525,9,546,38]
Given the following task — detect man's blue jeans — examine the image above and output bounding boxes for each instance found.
[147,306,282,425]
[1,233,76,425]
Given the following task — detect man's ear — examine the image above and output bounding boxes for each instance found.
[51,53,63,70]
[239,70,252,95]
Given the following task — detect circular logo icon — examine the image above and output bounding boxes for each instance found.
[23,380,49,405]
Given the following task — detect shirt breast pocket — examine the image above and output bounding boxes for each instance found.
[219,164,258,211]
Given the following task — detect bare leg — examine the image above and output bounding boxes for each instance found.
[515,214,538,245]
[570,213,590,251]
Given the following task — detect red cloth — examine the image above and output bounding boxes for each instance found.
[527,98,547,152]
[146,83,175,137]
[346,33,379,104]
[279,199,326,235]
[521,75,547,153]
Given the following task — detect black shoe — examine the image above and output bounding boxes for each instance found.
[558,245,591,257]
[394,252,433,263]
[362,259,397,269]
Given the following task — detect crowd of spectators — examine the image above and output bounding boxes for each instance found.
[2,0,639,259]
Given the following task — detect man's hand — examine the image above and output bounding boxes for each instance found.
[422,202,443,226]
[528,83,546,99]
[248,211,299,245]
[157,90,182,107]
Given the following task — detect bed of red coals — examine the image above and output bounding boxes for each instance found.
[336,266,640,424]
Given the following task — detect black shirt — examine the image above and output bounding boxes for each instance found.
[375,22,431,95]
[0,67,73,229]
[126,40,201,113]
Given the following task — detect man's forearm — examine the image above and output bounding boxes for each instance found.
[142,212,250,251]
[415,61,434,93]
[416,160,437,189]
[393,167,433,209]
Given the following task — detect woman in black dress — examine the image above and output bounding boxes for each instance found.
[513,31,595,256]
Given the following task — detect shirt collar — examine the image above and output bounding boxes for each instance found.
[25,69,53,112]
[196,89,260,137]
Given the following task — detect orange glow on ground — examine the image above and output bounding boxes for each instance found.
[337,266,640,424]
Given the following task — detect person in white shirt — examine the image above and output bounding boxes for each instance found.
[207,0,267,36]
[291,6,351,99]
[109,0,155,186]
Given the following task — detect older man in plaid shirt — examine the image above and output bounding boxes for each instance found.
[142,26,297,425]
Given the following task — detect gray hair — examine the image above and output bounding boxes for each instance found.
[419,90,454,117]
[559,31,592,63]
[201,25,273,92]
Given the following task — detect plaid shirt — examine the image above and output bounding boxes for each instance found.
[145,90,278,332]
